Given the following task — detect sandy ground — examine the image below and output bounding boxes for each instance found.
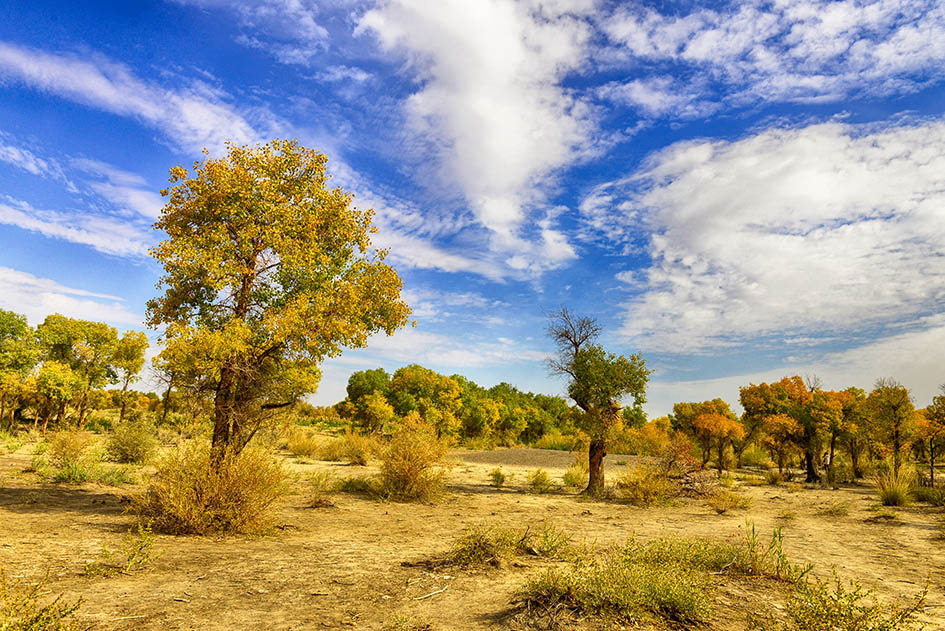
[1,445,943,630]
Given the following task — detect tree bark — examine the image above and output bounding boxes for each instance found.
[827,432,837,484]
[119,376,131,422]
[804,448,820,483]
[585,438,606,496]
[930,440,935,487]
[211,364,240,461]
[716,440,725,474]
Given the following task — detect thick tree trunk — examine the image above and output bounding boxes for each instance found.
[804,448,820,483]
[849,439,863,478]
[893,429,902,476]
[585,438,606,496]
[716,440,725,474]
[211,365,239,461]
[827,432,837,484]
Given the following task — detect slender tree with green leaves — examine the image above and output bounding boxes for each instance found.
[547,308,650,496]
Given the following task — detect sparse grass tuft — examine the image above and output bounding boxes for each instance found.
[815,500,851,517]
[562,458,589,489]
[705,488,752,514]
[615,464,678,507]
[875,467,914,506]
[335,475,377,495]
[0,569,83,630]
[135,443,289,535]
[308,470,336,507]
[526,469,554,494]
[765,469,786,485]
[84,523,160,577]
[443,522,571,568]
[384,614,433,631]
[911,485,945,506]
[488,467,511,488]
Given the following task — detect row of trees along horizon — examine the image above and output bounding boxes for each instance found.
[0,139,943,497]
[3,302,944,495]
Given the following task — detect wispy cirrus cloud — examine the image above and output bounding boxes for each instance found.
[0,41,269,153]
[591,116,945,353]
[0,198,151,257]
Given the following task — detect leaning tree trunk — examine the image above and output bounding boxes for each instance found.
[586,438,606,496]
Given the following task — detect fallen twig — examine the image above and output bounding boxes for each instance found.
[414,586,448,600]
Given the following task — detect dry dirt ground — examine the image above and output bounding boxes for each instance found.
[1,443,943,630]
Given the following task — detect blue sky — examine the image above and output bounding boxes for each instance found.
[1,0,944,415]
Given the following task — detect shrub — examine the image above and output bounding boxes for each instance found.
[533,429,584,451]
[778,572,926,631]
[615,465,678,507]
[47,431,90,469]
[911,485,945,506]
[526,469,553,494]
[562,458,589,489]
[0,569,82,630]
[740,444,773,468]
[488,467,512,487]
[765,469,786,485]
[376,427,448,502]
[286,429,321,458]
[318,431,376,465]
[875,466,914,506]
[335,475,377,495]
[135,443,289,535]
[705,489,752,514]
[105,420,158,464]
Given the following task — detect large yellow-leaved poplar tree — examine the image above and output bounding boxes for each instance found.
[147,140,411,458]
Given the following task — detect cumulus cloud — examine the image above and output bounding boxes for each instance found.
[599,0,945,114]
[0,266,143,326]
[593,117,945,352]
[357,0,594,271]
[0,41,269,154]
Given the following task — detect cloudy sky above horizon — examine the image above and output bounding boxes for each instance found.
[1,0,944,415]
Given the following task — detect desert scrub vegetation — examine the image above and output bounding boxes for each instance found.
[614,464,678,506]
[440,522,572,568]
[135,443,289,535]
[83,523,160,577]
[488,467,511,487]
[29,430,136,486]
[317,431,377,465]
[307,470,336,507]
[376,425,449,502]
[705,488,752,514]
[517,524,811,628]
[0,569,83,630]
[874,465,914,506]
[749,572,927,631]
[526,468,554,494]
[104,419,158,464]
[285,428,321,458]
[561,457,589,489]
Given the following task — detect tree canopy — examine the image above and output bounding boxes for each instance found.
[147,139,411,456]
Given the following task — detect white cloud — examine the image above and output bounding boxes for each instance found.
[73,158,164,219]
[173,0,329,66]
[316,65,372,83]
[0,199,151,257]
[357,0,594,271]
[595,117,945,352]
[0,266,143,326]
[600,0,945,114]
[0,41,269,153]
